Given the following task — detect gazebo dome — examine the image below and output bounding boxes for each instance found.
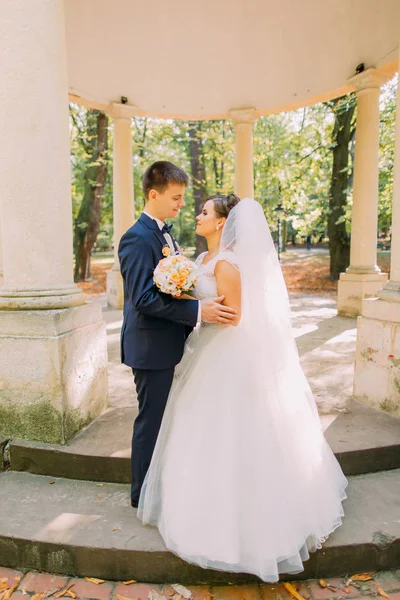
[65,0,400,119]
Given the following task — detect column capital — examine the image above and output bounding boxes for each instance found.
[347,67,391,92]
[229,107,259,125]
[107,102,137,121]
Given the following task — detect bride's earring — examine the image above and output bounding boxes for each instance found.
[216,225,220,231]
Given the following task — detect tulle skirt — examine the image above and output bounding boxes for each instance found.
[138,323,348,582]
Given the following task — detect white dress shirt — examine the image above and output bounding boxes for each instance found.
[143,211,201,324]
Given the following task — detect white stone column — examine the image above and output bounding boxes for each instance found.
[337,69,389,317]
[0,0,108,443]
[353,54,400,417]
[230,108,258,199]
[106,103,135,309]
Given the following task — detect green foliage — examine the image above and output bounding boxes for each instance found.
[69,77,397,252]
[70,103,113,247]
[379,76,397,236]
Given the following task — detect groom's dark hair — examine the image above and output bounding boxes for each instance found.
[143,161,189,199]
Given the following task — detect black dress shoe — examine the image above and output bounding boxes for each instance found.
[131,499,138,508]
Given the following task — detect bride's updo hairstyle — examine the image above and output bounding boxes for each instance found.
[209,193,241,218]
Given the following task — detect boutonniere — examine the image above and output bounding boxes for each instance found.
[162,245,172,257]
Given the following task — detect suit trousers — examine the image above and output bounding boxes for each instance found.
[131,367,175,504]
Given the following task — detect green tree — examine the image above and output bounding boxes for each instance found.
[71,107,110,281]
[327,95,356,280]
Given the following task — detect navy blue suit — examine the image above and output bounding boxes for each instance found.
[118,213,199,504]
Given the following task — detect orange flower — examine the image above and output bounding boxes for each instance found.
[162,246,172,257]
[171,273,180,283]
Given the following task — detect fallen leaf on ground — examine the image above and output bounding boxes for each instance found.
[32,593,45,600]
[112,527,121,531]
[1,584,20,600]
[43,588,63,599]
[0,581,7,584]
[283,582,307,600]
[0,584,8,593]
[96,484,104,487]
[84,578,106,585]
[318,580,327,589]
[327,586,338,593]
[49,481,55,485]
[171,586,192,600]
[22,590,27,596]
[65,591,77,599]
[116,594,136,600]
[350,574,373,582]
[95,497,102,502]
[54,584,75,598]
[14,579,21,583]
[122,581,137,585]
[377,588,390,600]
[343,588,351,595]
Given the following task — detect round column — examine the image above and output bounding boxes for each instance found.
[347,69,389,274]
[106,103,135,308]
[337,68,389,316]
[230,108,258,199]
[0,0,84,309]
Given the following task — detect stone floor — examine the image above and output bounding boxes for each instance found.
[1,567,399,600]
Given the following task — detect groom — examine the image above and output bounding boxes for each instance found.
[119,161,237,507]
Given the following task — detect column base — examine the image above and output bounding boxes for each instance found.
[354,297,400,417]
[337,272,388,317]
[0,283,85,310]
[0,303,108,443]
[107,267,124,309]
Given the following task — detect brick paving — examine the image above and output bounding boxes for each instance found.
[0,568,399,600]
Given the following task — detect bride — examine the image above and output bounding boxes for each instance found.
[137,194,348,582]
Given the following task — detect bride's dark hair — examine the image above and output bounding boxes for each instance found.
[208,193,241,218]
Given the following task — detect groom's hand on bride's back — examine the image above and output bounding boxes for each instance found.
[201,296,237,325]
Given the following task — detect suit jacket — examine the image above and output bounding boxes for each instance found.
[118,213,199,370]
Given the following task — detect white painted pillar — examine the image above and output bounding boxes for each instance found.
[106,103,135,309]
[353,55,400,417]
[0,0,107,443]
[230,108,258,199]
[0,0,84,310]
[337,69,389,317]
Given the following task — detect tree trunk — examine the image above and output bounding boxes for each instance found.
[328,98,355,280]
[281,219,287,252]
[74,110,109,281]
[188,121,208,255]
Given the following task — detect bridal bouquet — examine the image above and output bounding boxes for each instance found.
[154,248,198,297]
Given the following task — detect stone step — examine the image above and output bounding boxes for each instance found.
[0,469,399,583]
[7,400,400,483]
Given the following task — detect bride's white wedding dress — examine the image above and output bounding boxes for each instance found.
[138,199,347,582]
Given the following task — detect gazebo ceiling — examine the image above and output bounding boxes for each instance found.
[65,0,400,119]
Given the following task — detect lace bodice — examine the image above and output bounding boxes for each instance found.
[193,251,239,301]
